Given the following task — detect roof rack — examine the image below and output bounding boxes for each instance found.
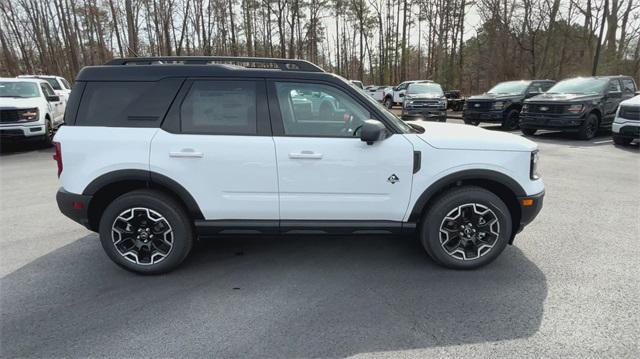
[104,56,325,72]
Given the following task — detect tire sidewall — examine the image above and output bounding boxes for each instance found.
[98,190,193,274]
[578,113,599,140]
[420,187,512,269]
[502,109,520,130]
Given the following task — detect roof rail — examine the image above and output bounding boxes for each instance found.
[104,56,325,72]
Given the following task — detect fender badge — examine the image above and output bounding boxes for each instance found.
[387,174,400,184]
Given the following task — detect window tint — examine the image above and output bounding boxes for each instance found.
[180,80,257,135]
[622,79,636,93]
[608,80,622,92]
[40,83,55,97]
[60,78,71,90]
[43,77,62,90]
[275,82,371,137]
[76,79,182,127]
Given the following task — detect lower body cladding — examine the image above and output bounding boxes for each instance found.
[402,108,447,122]
[56,187,544,239]
[462,110,503,124]
[0,124,46,141]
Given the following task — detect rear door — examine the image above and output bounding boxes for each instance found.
[150,78,279,221]
[268,80,414,222]
[604,79,623,120]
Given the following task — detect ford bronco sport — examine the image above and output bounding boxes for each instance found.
[55,57,544,274]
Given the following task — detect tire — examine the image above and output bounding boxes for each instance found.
[42,119,53,147]
[419,186,512,270]
[383,97,393,109]
[501,109,520,131]
[577,113,599,140]
[521,128,537,136]
[98,189,194,274]
[612,135,633,146]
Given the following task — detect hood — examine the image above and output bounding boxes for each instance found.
[526,92,601,103]
[405,93,443,100]
[468,93,522,101]
[0,97,42,109]
[410,122,537,152]
[620,95,640,106]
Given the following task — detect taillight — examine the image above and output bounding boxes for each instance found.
[52,141,62,177]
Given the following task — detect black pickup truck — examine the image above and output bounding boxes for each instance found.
[463,80,556,130]
[520,76,637,140]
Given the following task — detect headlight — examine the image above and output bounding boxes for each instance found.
[439,98,447,109]
[18,108,39,122]
[494,101,504,110]
[522,104,529,112]
[567,104,584,113]
[530,150,540,180]
[404,100,414,108]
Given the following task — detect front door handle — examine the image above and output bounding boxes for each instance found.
[289,150,323,159]
[169,149,204,158]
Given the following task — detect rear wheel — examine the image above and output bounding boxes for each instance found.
[98,189,194,274]
[419,186,512,269]
[42,119,53,147]
[521,128,537,136]
[501,109,520,131]
[577,113,599,140]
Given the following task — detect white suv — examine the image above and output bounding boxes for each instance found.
[612,95,640,146]
[1,77,65,145]
[18,75,72,105]
[54,57,544,274]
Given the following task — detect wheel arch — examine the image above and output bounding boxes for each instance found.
[408,169,525,243]
[83,170,204,231]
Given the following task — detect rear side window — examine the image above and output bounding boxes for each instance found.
[43,78,62,90]
[76,79,183,127]
[180,80,257,135]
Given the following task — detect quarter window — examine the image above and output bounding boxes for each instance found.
[274,82,371,137]
[180,80,257,135]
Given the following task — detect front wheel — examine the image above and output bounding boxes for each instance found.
[577,113,599,140]
[420,186,512,269]
[501,109,520,131]
[98,189,194,274]
[383,97,393,109]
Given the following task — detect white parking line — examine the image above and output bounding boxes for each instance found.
[593,140,613,144]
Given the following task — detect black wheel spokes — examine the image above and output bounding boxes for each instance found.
[439,203,500,261]
[111,207,173,266]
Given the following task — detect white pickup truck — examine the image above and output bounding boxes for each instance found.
[383,80,433,109]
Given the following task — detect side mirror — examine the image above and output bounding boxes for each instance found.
[360,120,388,145]
[47,95,60,102]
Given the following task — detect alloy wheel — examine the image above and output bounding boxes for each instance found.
[111,207,174,265]
[439,203,500,261]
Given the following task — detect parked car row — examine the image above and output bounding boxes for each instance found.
[0,75,69,145]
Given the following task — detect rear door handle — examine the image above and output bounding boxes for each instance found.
[169,149,204,158]
[289,150,323,159]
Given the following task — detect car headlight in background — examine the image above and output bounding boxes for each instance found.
[18,108,39,122]
[404,100,414,108]
[494,101,505,110]
[567,104,584,113]
[439,98,447,109]
[530,150,540,180]
[522,104,529,112]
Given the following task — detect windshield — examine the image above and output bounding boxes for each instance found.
[487,81,530,95]
[0,81,40,98]
[547,78,607,94]
[407,83,444,96]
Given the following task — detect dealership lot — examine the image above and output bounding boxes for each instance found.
[1,121,638,357]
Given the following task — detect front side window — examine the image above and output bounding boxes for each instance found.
[607,80,622,93]
[0,81,39,98]
[181,80,257,135]
[60,78,72,90]
[275,82,371,137]
[40,83,55,97]
[42,77,62,90]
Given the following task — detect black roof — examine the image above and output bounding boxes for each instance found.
[77,56,333,82]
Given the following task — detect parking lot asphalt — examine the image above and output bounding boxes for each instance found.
[1,120,639,358]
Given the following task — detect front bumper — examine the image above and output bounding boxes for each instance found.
[402,108,447,121]
[57,188,93,230]
[516,190,544,236]
[520,113,585,131]
[612,118,640,138]
[462,109,504,123]
[0,124,45,140]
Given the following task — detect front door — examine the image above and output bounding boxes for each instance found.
[269,80,414,221]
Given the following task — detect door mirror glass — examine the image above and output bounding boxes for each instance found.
[47,95,60,102]
[360,119,388,145]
